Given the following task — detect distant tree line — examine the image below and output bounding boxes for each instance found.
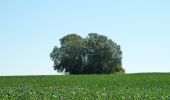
[50,33,125,74]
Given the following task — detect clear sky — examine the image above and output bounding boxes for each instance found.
[0,0,170,76]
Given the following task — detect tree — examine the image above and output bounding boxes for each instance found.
[50,34,85,74]
[84,33,124,74]
[50,33,125,74]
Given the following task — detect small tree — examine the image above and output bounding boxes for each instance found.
[50,34,85,74]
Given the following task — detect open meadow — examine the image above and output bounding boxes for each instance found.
[0,73,170,99]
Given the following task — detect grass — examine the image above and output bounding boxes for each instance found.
[0,73,170,99]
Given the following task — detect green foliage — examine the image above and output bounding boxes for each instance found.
[84,33,123,74]
[1,73,170,99]
[50,34,85,74]
[50,33,124,74]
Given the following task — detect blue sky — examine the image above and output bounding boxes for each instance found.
[0,0,170,75]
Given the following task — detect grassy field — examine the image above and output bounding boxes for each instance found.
[0,73,170,99]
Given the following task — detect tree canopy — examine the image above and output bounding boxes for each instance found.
[50,33,125,74]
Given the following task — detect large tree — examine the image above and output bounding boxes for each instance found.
[83,33,124,74]
[50,33,125,74]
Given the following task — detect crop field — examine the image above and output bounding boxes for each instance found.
[0,73,170,99]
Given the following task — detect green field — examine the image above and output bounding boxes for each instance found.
[0,73,170,99]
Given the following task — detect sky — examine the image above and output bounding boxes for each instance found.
[0,0,170,76]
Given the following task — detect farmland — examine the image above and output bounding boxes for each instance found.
[0,73,170,99]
